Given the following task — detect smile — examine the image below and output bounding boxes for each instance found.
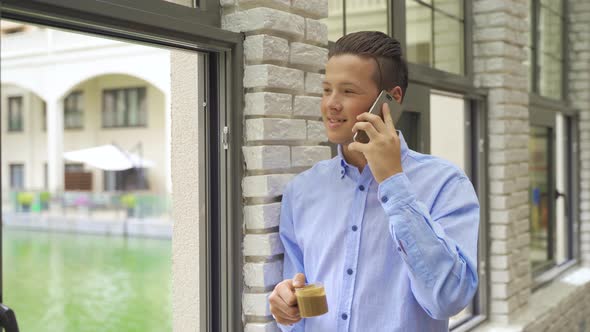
[327,117,347,129]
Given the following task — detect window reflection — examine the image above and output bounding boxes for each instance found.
[529,126,553,271]
[345,0,389,36]
[406,0,464,75]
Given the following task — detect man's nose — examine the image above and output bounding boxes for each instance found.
[326,94,342,111]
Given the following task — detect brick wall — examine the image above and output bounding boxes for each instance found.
[569,0,590,267]
[220,0,331,330]
[473,0,531,323]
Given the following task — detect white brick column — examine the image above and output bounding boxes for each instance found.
[221,0,331,330]
[473,0,531,323]
[569,0,590,267]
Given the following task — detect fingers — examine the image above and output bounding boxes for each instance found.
[270,297,300,324]
[348,141,368,153]
[293,273,306,288]
[269,274,309,325]
[381,103,396,132]
[352,121,378,141]
[357,111,387,133]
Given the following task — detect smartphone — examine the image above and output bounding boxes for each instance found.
[353,90,403,144]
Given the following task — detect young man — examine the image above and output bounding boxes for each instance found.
[268,31,480,331]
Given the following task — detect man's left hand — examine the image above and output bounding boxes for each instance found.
[348,103,403,183]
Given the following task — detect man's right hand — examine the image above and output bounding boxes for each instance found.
[269,273,306,326]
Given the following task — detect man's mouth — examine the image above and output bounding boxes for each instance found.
[327,117,347,129]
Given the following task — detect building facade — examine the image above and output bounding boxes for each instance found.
[218,0,590,331]
[1,22,172,197]
[2,0,590,331]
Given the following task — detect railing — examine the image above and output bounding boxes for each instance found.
[3,190,171,219]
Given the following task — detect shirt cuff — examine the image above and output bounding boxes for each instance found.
[377,172,416,213]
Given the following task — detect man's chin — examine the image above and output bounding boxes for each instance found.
[328,135,354,145]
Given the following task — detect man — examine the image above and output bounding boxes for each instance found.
[269,31,479,331]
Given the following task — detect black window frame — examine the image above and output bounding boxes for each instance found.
[529,101,580,289]
[0,1,243,332]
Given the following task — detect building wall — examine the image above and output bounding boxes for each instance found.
[221,0,331,331]
[169,50,203,332]
[215,0,590,331]
[1,75,167,193]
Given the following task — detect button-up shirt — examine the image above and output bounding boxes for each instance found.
[278,132,480,332]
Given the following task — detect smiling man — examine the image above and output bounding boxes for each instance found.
[268,31,480,332]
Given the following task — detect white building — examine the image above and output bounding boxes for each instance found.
[1,21,171,196]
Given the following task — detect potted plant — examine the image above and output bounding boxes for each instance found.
[120,193,137,217]
[17,192,34,212]
[39,191,51,210]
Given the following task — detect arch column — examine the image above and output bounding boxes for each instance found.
[47,98,64,194]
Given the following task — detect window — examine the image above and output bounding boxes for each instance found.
[406,0,465,75]
[528,0,565,99]
[42,100,47,131]
[104,168,149,191]
[9,164,24,189]
[529,109,574,276]
[322,0,390,42]
[64,91,83,129]
[8,96,23,132]
[102,87,147,128]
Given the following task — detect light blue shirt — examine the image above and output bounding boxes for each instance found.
[278,132,479,332]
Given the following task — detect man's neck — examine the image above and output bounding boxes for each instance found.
[342,144,367,172]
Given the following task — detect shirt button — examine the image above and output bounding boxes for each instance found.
[352,225,358,231]
[358,185,365,191]
[341,313,348,320]
[381,196,388,203]
[347,268,353,275]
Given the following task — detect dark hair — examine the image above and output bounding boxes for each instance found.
[329,31,408,100]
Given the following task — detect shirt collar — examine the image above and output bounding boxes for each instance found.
[337,130,410,179]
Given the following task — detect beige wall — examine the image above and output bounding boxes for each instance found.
[170,50,203,332]
[1,74,167,193]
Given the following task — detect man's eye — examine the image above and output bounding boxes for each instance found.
[344,90,355,94]
[323,88,332,94]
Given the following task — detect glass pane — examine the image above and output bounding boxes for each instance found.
[139,88,147,126]
[345,0,388,35]
[555,114,568,265]
[116,90,126,126]
[434,12,464,75]
[529,126,553,271]
[322,0,344,42]
[541,0,562,15]
[539,8,562,59]
[434,0,464,19]
[103,92,114,127]
[429,92,466,172]
[396,111,420,152]
[406,1,433,67]
[128,88,139,126]
[539,54,562,99]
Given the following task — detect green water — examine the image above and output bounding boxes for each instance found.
[2,229,172,332]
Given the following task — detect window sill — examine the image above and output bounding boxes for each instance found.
[532,259,578,291]
[471,265,590,332]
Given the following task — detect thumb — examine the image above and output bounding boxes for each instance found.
[292,273,306,288]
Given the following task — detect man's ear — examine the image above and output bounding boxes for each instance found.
[389,86,403,104]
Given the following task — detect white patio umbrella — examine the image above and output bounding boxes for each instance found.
[63,144,155,171]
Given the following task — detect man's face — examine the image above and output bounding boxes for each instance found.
[321,54,380,145]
